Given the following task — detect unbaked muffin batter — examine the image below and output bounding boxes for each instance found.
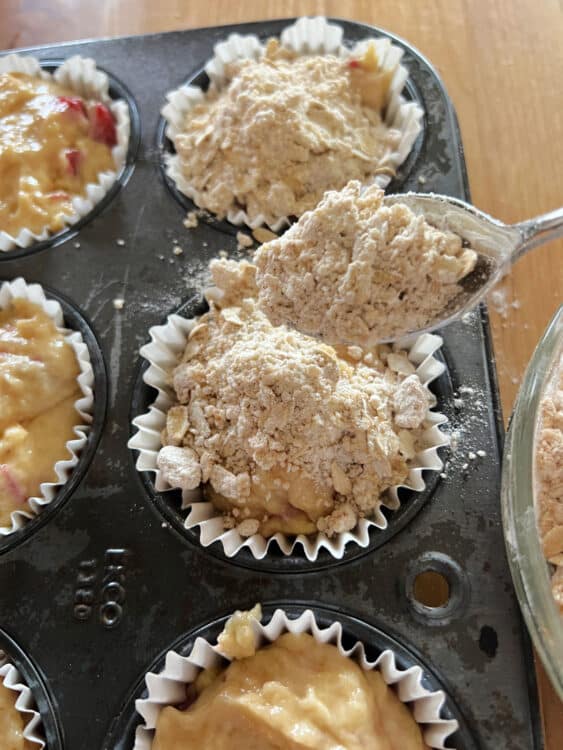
[0,298,81,526]
[0,71,117,237]
[0,679,32,750]
[153,624,428,749]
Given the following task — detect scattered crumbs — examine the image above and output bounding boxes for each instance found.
[116,238,126,247]
[461,462,469,471]
[236,231,254,250]
[158,254,165,261]
[468,451,477,460]
[161,521,169,529]
[113,297,125,310]
[252,226,278,244]
[183,210,199,229]
[417,175,427,185]
[219,249,228,259]
[73,241,81,249]
[459,385,475,395]
[440,472,447,479]
[173,245,184,256]
[169,259,175,265]
[453,398,464,409]
[489,285,521,320]
[477,450,487,458]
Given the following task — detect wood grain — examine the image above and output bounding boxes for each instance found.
[1,0,562,746]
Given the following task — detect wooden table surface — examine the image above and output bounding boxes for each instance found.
[2,0,562,745]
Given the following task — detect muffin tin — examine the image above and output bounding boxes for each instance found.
[0,17,542,750]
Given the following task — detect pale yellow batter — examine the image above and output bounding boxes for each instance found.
[0,71,117,237]
[0,298,81,526]
[0,680,32,750]
[153,632,428,750]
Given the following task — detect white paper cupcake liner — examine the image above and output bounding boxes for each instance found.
[162,16,423,232]
[0,54,130,252]
[133,607,458,749]
[0,278,94,536]
[128,299,448,561]
[0,653,44,748]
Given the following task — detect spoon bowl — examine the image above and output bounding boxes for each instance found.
[377,193,563,341]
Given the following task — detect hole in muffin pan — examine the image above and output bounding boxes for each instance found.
[0,627,64,750]
[0,283,108,556]
[157,48,426,235]
[404,552,469,625]
[103,602,477,750]
[0,60,141,262]
[413,569,451,608]
[129,294,453,574]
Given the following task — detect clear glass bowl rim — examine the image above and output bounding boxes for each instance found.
[501,304,563,700]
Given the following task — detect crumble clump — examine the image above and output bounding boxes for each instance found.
[254,181,478,344]
[156,257,434,538]
[535,352,563,613]
[174,39,400,226]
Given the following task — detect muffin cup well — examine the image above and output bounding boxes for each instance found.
[133,606,458,749]
[0,54,130,252]
[128,299,448,561]
[0,653,44,748]
[0,278,94,536]
[161,15,424,232]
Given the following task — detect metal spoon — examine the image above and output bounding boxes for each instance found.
[381,193,563,340]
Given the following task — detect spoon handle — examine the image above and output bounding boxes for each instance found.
[512,207,563,260]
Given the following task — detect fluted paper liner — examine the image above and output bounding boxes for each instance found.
[0,54,130,252]
[133,608,458,749]
[0,652,44,747]
[129,298,448,561]
[0,278,94,536]
[162,16,423,231]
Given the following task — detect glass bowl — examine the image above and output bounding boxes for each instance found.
[502,305,563,700]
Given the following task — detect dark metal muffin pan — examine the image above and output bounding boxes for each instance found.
[0,17,542,750]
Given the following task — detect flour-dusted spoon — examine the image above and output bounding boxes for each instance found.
[379,193,563,341]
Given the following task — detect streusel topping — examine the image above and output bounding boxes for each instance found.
[157,259,432,538]
[174,40,399,226]
[255,181,477,344]
[535,352,563,613]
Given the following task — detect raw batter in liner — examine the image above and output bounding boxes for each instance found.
[0,678,33,750]
[152,606,429,750]
[0,298,81,526]
[0,71,117,237]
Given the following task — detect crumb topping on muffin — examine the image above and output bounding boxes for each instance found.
[255,181,478,344]
[173,40,400,226]
[156,259,432,538]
